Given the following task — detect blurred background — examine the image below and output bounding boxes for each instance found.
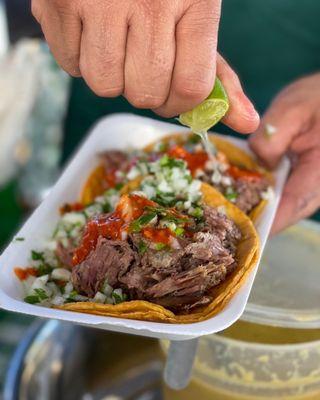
[1,1,320,399]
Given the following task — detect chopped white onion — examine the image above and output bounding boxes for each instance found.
[211,169,222,184]
[64,282,74,295]
[51,268,71,282]
[62,212,86,226]
[93,292,107,303]
[102,282,113,297]
[51,296,65,306]
[121,230,128,240]
[261,186,274,201]
[127,166,140,180]
[221,176,232,186]
[217,205,227,215]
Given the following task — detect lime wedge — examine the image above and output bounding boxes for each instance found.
[178,77,229,134]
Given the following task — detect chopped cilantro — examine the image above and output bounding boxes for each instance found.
[34,288,49,301]
[159,155,185,169]
[24,288,48,304]
[130,212,157,233]
[138,241,148,255]
[145,205,167,214]
[15,237,25,242]
[37,264,53,276]
[155,243,168,251]
[115,183,124,190]
[145,206,189,225]
[112,291,127,304]
[175,227,185,236]
[163,213,188,225]
[190,207,203,219]
[65,290,78,303]
[24,295,40,304]
[225,190,238,202]
[31,250,45,261]
[102,202,112,213]
[153,191,176,207]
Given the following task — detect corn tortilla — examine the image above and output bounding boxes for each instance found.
[59,182,259,323]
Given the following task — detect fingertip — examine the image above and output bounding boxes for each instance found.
[249,129,283,169]
[223,104,260,134]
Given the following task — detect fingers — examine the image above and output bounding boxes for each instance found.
[271,147,320,234]
[154,0,221,117]
[123,4,176,109]
[250,103,307,169]
[217,55,260,133]
[32,0,82,77]
[79,3,127,97]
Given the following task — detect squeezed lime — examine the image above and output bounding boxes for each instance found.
[179,77,229,134]
[178,77,229,157]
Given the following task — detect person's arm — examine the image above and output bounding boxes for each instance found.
[32,0,259,133]
[250,73,320,233]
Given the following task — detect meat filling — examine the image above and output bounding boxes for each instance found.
[201,172,269,214]
[72,205,241,312]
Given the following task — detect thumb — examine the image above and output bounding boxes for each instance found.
[249,105,307,169]
[271,147,320,234]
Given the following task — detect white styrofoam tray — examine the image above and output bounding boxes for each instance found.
[0,114,290,340]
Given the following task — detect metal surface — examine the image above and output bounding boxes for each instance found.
[5,320,87,400]
[4,321,163,400]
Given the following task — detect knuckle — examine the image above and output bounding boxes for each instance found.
[63,62,81,77]
[52,0,73,14]
[31,0,42,21]
[174,76,212,102]
[153,107,173,118]
[80,60,123,97]
[126,91,166,109]
[62,55,78,69]
[52,52,80,76]
[90,81,123,98]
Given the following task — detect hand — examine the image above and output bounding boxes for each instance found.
[250,73,320,234]
[32,0,259,133]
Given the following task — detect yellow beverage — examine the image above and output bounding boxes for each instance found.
[162,320,320,400]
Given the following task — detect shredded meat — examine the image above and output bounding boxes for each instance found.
[99,150,130,172]
[56,241,75,269]
[72,237,138,297]
[72,206,241,312]
[233,179,269,214]
[200,170,269,214]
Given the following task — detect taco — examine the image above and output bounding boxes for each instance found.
[81,149,147,205]
[15,150,259,323]
[143,133,273,221]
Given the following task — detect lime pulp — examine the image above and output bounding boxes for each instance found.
[178,77,229,134]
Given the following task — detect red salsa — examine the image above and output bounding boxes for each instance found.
[60,202,84,214]
[228,165,263,181]
[142,227,173,246]
[104,170,117,188]
[72,194,157,265]
[14,267,38,281]
[167,146,208,176]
